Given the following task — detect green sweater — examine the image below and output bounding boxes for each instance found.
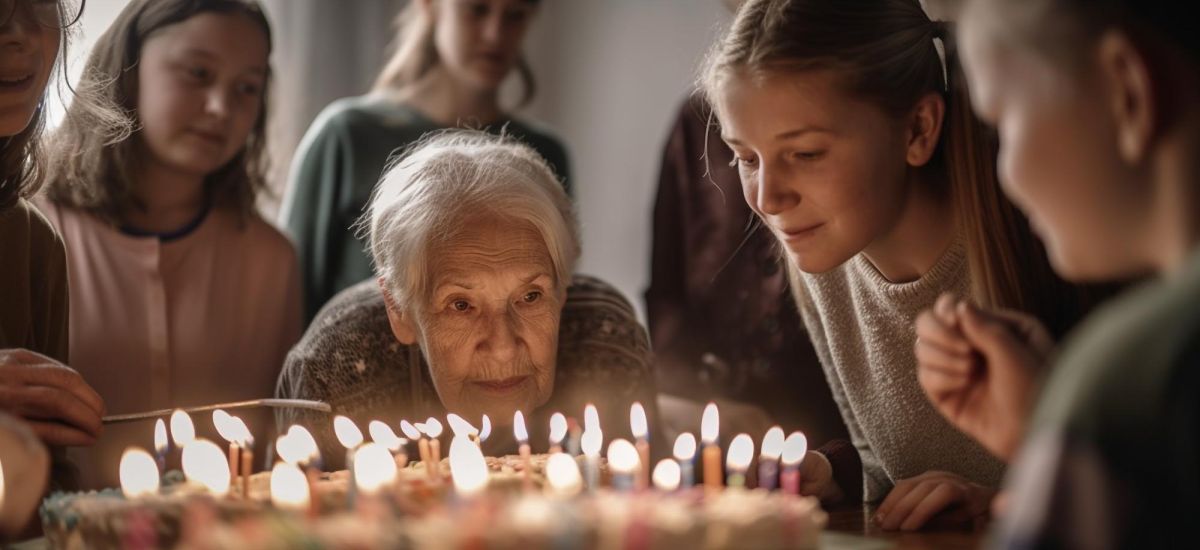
[280,96,571,322]
[995,248,1200,548]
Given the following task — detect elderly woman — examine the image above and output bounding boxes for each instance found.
[276,131,658,466]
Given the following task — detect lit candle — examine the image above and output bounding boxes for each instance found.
[170,409,195,471]
[448,435,488,498]
[581,429,602,492]
[548,412,567,454]
[630,402,650,490]
[369,420,408,471]
[277,426,321,517]
[701,402,722,491]
[673,432,697,489]
[153,419,168,474]
[181,439,231,496]
[353,442,398,505]
[514,410,533,490]
[234,418,254,499]
[758,427,785,491]
[119,448,160,498]
[566,417,582,456]
[212,410,239,497]
[333,416,364,506]
[544,452,582,498]
[725,434,754,489]
[652,459,681,492]
[421,418,444,481]
[399,419,425,469]
[446,413,480,446]
[607,439,639,492]
[584,404,600,433]
[479,415,492,443]
[780,431,808,495]
[269,462,310,512]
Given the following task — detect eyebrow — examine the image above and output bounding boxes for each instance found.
[177,48,268,76]
[434,272,552,292]
[722,126,833,146]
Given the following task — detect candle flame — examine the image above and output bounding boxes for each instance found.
[782,432,808,466]
[630,402,648,439]
[581,429,602,457]
[353,443,398,495]
[513,410,528,442]
[233,417,254,447]
[673,432,697,460]
[399,419,422,440]
[548,413,567,444]
[701,402,719,444]
[449,435,489,496]
[422,417,444,438]
[212,409,237,443]
[479,414,492,441]
[269,462,310,509]
[119,448,160,498]
[286,425,320,464]
[761,426,785,459]
[446,413,479,438]
[726,433,755,470]
[652,459,681,492]
[333,416,364,449]
[368,420,404,452]
[170,409,195,447]
[275,434,301,465]
[181,439,230,495]
[154,419,168,454]
[545,452,582,496]
[584,404,600,433]
[606,439,639,473]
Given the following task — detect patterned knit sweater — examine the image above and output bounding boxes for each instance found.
[794,240,1005,501]
[275,275,660,468]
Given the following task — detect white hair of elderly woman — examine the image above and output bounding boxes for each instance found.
[364,129,580,313]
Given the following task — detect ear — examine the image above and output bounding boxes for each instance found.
[378,277,418,345]
[1096,30,1156,165]
[905,92,947,167]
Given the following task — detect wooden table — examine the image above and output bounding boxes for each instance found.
[822,503,987,549]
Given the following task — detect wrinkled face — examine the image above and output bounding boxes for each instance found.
[0,1,61,137]
[960,3,1150,279]
[135,12,268,178]
[715,69,916,273]
[431,0,536,91]
[410,217,562,425]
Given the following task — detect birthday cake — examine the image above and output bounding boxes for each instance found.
[40,455,826,549]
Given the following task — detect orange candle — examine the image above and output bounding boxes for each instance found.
[701,402,722,491]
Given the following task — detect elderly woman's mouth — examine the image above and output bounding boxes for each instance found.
[472,376,531,393]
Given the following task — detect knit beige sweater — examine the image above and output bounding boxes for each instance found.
[793,240,1005,501]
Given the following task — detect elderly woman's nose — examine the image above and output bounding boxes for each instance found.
[480,312,520,361]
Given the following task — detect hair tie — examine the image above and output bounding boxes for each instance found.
[931,20,950,42]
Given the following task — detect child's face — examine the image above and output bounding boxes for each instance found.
[0,1,61,137]
[431,0,536,91]
[959,4,1154,280]
[716,69,922,274]
[135,12,268,179]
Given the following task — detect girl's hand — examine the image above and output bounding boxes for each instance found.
[797,451,845,503]
[875,470,994,531]
[914,295,1052,461]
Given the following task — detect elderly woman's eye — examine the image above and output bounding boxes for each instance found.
[522,291,542,303]
[451,300,472,312]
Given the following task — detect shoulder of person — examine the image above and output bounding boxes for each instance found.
[0,198,66,262]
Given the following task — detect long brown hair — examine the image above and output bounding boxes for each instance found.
[43,0,273,224]
[702,0,1086,335]
[371,0,540,109]
[0,0,82,211]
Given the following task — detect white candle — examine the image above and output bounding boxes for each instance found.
[630,402,650,490]
[334,416,364,506]
[673,432,697,489]
[607,439,639,492]
[725,433,754,488]
[581,429,602,491]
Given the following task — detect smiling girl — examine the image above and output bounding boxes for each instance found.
[36,0,300,489]
[701,0,1098,530]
